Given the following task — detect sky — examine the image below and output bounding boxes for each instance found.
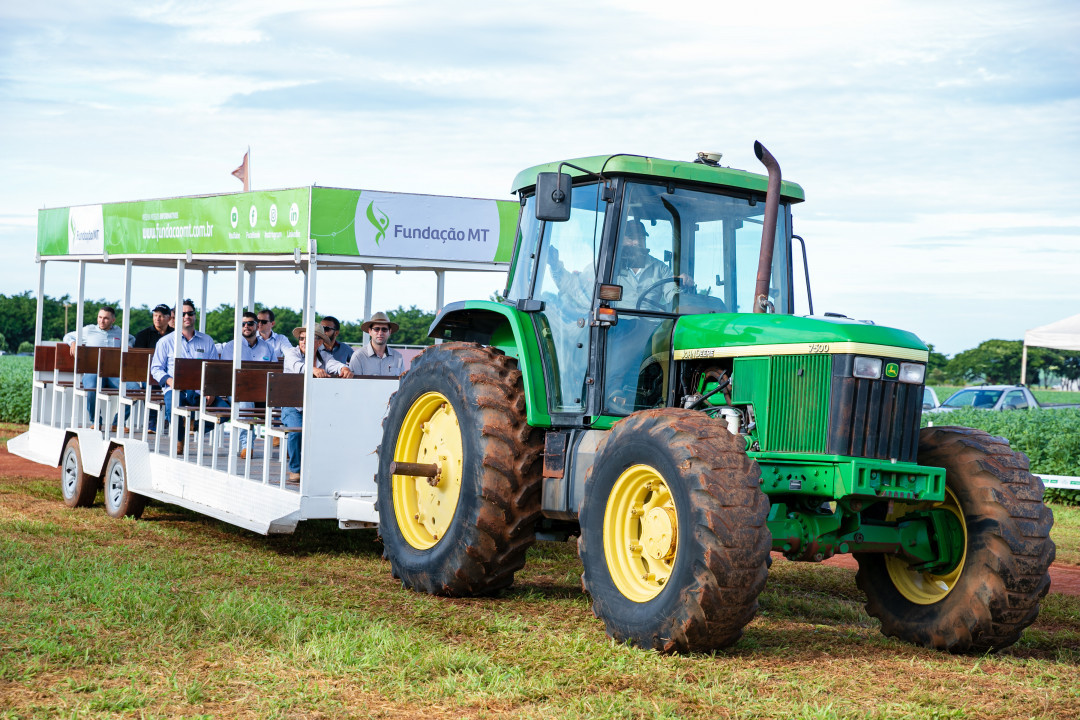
[1,0,1077,356]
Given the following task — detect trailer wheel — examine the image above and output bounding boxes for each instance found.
[103,447,146,520]
[578,408,771,653]
[60,436,96,508]
[377,343,544,596]
[855,426,1055,652]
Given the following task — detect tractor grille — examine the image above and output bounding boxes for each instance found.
[826,358,922,463]
[762,354,831,453]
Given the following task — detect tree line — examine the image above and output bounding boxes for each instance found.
[3,291,1077,387]
[0,291,436,352]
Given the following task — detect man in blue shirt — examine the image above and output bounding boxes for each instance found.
[151,299,225,454]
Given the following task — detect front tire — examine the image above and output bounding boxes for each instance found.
[103,447,146,520]
[855,426,1055,652]
[377,343,544,596]
[60,437,96,508]
[578,408,771,653]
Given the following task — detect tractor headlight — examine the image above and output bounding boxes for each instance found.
[853,356,883,379]
[898,362,926,384]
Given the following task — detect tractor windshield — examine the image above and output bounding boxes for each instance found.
[612,182,791,314]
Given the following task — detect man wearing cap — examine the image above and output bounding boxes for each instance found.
[280,326,352,481]
[133,303,173,434]
[134,304,173,349]
[348,312,405,377]
[256,308,293,360]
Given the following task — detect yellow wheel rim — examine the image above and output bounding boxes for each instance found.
[885,487,967,605]
[603,464,678,603]
[392,392,463,550]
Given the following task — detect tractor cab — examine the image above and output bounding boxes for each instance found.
[504,154,803,421]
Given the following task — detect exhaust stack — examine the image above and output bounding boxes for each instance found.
[753,141,781,313]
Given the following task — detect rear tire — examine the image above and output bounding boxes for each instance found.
[855,426,1055,652]
[377,343,544,596]
[578,408,771,653]
[103,447,146,520]
[60,437,96,508]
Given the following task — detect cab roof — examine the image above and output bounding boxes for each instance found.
[512,154,805,202]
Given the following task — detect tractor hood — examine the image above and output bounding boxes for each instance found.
[671,314,929,362]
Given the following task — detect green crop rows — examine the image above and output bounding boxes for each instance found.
[0,355,31,423]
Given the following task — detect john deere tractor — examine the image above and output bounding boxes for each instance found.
[377,143,1055,653]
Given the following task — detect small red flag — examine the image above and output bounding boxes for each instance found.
[231,151,249,191]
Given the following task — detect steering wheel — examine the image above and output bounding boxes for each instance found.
[636,277,681,310]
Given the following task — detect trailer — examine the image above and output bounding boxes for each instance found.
[10,185,514,534]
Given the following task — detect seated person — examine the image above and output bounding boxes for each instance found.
[63,306,135,428]
[280,327,352,481]
[348,312,405,377]
[218,312,276,458]
[150,299,226,454]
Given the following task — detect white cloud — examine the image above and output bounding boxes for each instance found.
[0,0,1077,357]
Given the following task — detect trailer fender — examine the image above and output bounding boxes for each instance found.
[110,439,154,495]
[65,428,110,479]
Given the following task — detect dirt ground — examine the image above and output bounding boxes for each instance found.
[3,443,1078,596]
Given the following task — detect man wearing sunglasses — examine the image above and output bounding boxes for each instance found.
[150,299,226,454]
[217,311,275,459]
[348,311,405,377]
[256,308,293,361]
[318,315,353,365]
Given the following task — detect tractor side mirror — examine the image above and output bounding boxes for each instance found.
[535,172,572,222]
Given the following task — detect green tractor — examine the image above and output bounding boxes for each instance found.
[377,143,1055,653]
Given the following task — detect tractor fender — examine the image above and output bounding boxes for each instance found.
[428,300,552,428]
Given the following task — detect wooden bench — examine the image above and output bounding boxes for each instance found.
[70,346,101,427]
[49,343,77,428]
[92,347,123,432]
[118,349,154,440]
[228,366,281,478]
[34,344,56,373]
[263,372,304,486]
[31,345,58,424]
[196,361,238,467]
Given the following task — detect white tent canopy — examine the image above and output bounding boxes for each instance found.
[1021,313,1080,384]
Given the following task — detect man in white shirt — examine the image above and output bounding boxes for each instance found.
[256,308,293,360]
[63,306,134,426]
[348,311,405,377]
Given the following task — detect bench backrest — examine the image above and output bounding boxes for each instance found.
[34,345,56,372]
[53,343,76,373]
[200,360,235,397]
[97,347,122,379]
[173,357,207,391]
[73,346,100,375]
[234,368,275,403]
[120,349,154,385]
[241,360,284,371]
[266,372,304,409]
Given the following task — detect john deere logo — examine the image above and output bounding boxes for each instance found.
[366,201,390,245]
[885,363,899,378]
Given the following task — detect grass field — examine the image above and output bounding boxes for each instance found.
[1,435,1079,718]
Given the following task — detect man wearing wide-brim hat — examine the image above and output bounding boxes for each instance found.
[348,311,405,377]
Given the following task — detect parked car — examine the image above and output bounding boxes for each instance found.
[926,384,1079,414]
[923,386,940,409]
